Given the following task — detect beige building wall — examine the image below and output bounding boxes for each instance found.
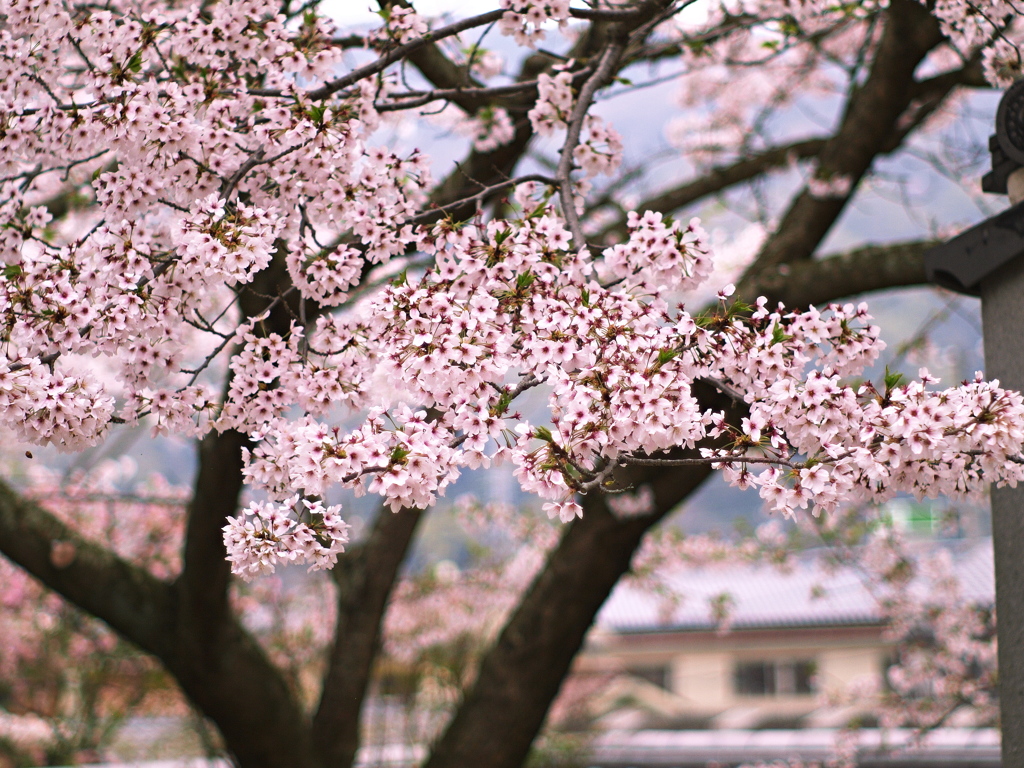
[583,626,889,715]
[816,647,884,697]
[670,652,732,707]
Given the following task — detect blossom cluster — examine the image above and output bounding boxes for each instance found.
[0,355,115,450]
[498,0,571,47]
[528,73,623,177]
[982,37,1023,88]
[574,115,625,178]
[0,0,429,454]
[728,369,1024,519]
[176,195,281,285]
[463,107,517,153]
[528,72,575,136]
[932,0,1018,74]
[223,496,351,580]
[370,7,429,47]
[208,194,1024,574]
[2,0,1024,582]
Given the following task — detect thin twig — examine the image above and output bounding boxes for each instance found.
[8,255,177,373]
[374,80,541,111]
[220,146,266,200]
[698,376,748,404]
[619,454,801,469]
[555,41,625,250]
[405,173,557,225]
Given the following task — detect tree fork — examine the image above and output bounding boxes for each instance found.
[425,380,743,768]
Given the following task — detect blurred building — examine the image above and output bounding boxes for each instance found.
[573,538,994,733]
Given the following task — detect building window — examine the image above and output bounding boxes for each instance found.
[628,665,671,691]
[734,659,816,696]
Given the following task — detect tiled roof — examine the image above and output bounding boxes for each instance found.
[597,538,994,633]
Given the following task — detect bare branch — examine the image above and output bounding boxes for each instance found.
[569,6,645,21]
[407,173,557,226]
[375,80,540,111]
[594,137,827,242]
[557,43,625,249]
[619,454,800,469]
[250,10,506,101]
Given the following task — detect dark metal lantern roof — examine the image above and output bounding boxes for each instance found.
[925,201,1024,295]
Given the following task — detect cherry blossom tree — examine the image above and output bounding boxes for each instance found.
[1,0,1023,766]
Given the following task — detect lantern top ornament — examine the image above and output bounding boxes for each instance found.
[984,78,1024,193]
[926,80,1024,295]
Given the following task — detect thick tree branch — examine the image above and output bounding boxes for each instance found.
[748,0,944,274]
[312,506,424,768]
[165,616,317,768]
[0,480,177,660]
[175,429,248,637]
[593,52,983,244]
[882,53,987,153]
[569,6,646,21]
[378,0,495,115]
[425,380,742,768]
[424,48,584,219]
[377,80,540,111]
[171,460,316,766]
[0,477,315,767]
[737,239,933,307]
[594,137,827,242]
